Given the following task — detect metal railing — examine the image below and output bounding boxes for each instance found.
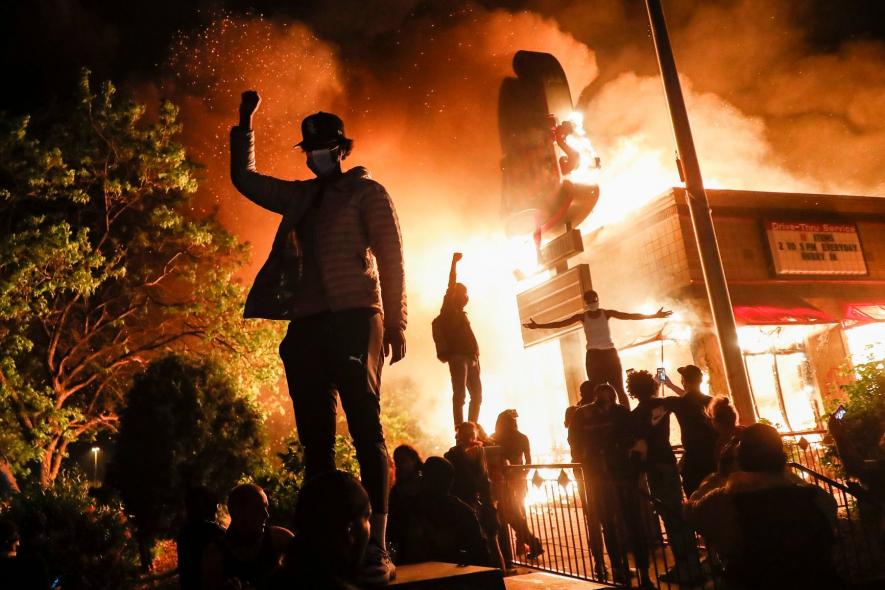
[670,429,843,483]
[788,462,883,584]
[499,462,882,588]
[781,429,846,484]
[499,464,718,588]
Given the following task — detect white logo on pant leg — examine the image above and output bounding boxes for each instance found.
[348,354,366,366]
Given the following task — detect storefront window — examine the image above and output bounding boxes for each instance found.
[738,325,828,432]
[843,322,885,365]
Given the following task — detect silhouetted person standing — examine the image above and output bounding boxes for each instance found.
[491,410,542,559]
[231,91,406,584]
[566,383,607,578]
[387,445,423,562]
[433,252,482,427]
[627,370,702,584]
[525,290,670,407]
[659,364,718,496]
[571,384,651,587]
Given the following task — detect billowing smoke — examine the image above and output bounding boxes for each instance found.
[155,1,885,457]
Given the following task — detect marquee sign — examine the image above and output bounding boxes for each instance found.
[765,221,867,276]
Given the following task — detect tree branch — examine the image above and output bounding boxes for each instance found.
[144,251,184,287]
[56,329,205,408]
[47,293,81,374]
[0,459,20,493]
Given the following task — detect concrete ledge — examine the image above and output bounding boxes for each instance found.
[390,562,505,589]
[504,571,615,589]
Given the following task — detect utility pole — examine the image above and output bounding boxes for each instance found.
[644,0,756,424]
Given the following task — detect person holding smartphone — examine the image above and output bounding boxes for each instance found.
[524,290,670,407]
[658,364,719,496]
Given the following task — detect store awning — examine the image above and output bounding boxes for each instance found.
[730,291,835,325]
[843,303,885,323]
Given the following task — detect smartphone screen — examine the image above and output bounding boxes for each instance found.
[833,405,847,420]
[656,367,666,381]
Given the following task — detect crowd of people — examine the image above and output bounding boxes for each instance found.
[2,53,881,590]
[158,94,855,589]
[160,362,845,590]
[565,365,843,589]
[164,409,540,589]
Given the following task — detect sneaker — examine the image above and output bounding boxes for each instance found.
[360,540,396,586]
[612,567,630,585]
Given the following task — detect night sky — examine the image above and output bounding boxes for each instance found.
[2,0,884,115]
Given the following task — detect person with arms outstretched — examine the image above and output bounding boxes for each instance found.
[524,290,670,407]
[231,91,406,585]
[433,252,482,427]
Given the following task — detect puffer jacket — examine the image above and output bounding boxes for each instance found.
[230,127,407,331]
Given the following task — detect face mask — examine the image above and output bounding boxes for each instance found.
[307,148,339,177]
[586,302,599,312]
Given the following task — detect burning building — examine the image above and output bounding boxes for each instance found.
[521,187,885,432]
[160,14,885,454]
[501,51,884,435]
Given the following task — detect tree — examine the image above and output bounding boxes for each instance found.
[0,71,283,488]
[832,360,885,459]
[107,354,265,569]
[3,474,140,589]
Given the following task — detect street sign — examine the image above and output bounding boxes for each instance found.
[539,228,584,269]
[517,264,592,347]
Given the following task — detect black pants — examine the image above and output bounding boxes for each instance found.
[585,348,628,406]
[449,355,482,427]
[279,308,389,513]
[587,475,650,576]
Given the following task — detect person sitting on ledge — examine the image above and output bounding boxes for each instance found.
[445,422,505,569]
[270,471,371,590]
[201,483,292,590]
[387,444,424,563]
[395,456,491,567]
[177,486,223,590]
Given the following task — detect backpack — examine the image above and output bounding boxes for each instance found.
[431,314,449,362]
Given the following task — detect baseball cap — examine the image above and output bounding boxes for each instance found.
[677,364,703,381]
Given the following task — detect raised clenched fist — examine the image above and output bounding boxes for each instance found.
[239,91,261,129]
